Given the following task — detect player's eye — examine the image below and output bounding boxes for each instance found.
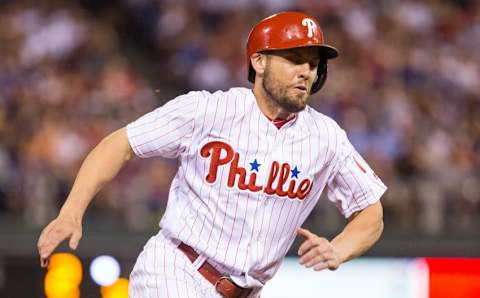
[309,60,320,70]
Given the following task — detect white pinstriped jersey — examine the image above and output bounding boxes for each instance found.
[126,87,387,287]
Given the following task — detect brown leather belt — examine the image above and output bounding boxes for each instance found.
[178,242,253,298]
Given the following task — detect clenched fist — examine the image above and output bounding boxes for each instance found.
[297,228,341,271]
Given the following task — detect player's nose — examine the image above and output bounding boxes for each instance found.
[297,62,316,81]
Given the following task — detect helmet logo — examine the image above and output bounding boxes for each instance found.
[301,18,317,38]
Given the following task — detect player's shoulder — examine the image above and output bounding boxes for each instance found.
[183,87,251,100]
[167,87,246,108]
[302,106,345,136]
[179,87,252,120]
[302,107,350,160]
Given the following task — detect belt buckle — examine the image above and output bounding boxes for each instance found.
[215,276,234,297]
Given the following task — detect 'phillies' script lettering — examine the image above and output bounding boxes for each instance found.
[200,141,313,200]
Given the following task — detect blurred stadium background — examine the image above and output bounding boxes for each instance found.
[0,0,479,297]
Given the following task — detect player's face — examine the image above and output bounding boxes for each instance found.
[262,47,320,113]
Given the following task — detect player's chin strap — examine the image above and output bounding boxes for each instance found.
[178,242,253,298]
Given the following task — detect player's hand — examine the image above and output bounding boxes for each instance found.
[37,213,82,268]
[297,227,341,271]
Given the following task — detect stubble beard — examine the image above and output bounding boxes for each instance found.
[262,68,309,114]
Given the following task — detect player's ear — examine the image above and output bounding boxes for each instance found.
[250,53,267,77]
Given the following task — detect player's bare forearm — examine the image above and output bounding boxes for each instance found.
[331,200,384,263]
[297,201,383,271]
[37,127,134,265]
[59,127,134,220]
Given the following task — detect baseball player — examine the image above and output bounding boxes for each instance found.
[37,11,386,298]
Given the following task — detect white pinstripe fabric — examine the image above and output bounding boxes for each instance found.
[126,87,387,291]
[129,231,224,298]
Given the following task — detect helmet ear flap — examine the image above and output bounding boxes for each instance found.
[311,60,328,94]
[248,63,256,83]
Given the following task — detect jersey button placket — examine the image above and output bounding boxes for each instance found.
[260,126,279,200]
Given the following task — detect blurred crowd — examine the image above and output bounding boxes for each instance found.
[0,0,479,236]
[0,1,176,230]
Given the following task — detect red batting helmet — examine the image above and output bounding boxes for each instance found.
[246,11,338,94]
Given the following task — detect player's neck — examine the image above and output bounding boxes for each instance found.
[252,86,293,120]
